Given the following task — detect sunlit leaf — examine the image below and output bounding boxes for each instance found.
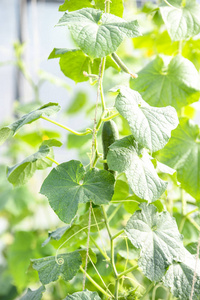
[160,0,200,41]
[7,139,61,186]
[130,55,200,110]
[157,118,200,201]
[125,203,184,281]
[49,48,119,83]
[0,103,60,145]
[57,8,141,58]
[107,135,167,201]
[163,249,200,300]
[114,86,178,152]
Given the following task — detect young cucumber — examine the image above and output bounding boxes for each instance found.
[102,120,119,174]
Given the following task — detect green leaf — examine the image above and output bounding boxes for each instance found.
[67,91,88,114]
[107,136,167,202]
[64,289,101,300]
[160,0,200,41]
[112,179,130,201]
[114,86,178,152]
[157,118,200,201]
[163,249,200,300]
[59,0,93,12]
[0,103,60,145]
[20,286,45,300]
[7,139,61,186]
[95,0,124,17]
[42,225,71,247]
[125,203,184,281]
[40,160,115,223]
[32,252,82,285]
[130,55,200,110]
[57,8,141,58]
[16,129,61,147]
[67,133,91,149]
[8,232,35,291]
[186,242,200,257]
[49,48,119,83]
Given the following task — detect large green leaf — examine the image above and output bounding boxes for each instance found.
[0,103,60,145]
[32,252,82,285]
[20,286,45,300]
[107,136,167,202]
[160,0,200,41]
[114,86,178,152]
[157,118,200,201]
[163,249,200,300]
[64,290,101,300]
[130,55,200,110]
[57,8,141,58]
[59,0,123,17]
[7,139,61,186]
[125,203,184,281]
[49,48,119,83]
[40,160,115,223]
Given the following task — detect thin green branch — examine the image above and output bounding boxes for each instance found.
[102,112,120,122]
[89,255,114,298]
[100,57,106,111]
[90,236,110,261]
[91,207,109,259]
[46,156,59,165]
[188,216,200,232]
[108,204,123,223]
[102,206,118,278]
[41,116,92,136]
[111,229,124,241]
[117,265,138,279]
[80,266,112,298]
[140,282,155,300]
[163,0,177,8]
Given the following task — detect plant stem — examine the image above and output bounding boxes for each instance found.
[46,156,59,165]
[112,229,124,240]
[181,188,186,216]
[102,206,119,298]
[179,208,199,233]
[99,57,106,111]
[80,266,112,298]
[108,204,123,223]
[117,265,138,279]
[89,255,114,298]
[41,116,92,136]
[188,216,200,232]
[102,112,120,122]
[115,278,119,299]
[90,236,110,261]
[140,282,155,300]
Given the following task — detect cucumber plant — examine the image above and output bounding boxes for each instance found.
[1,0,200,299]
